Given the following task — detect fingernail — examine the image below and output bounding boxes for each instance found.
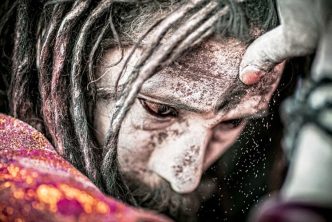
[240,66,264,85]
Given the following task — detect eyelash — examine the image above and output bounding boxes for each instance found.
[139,98,178,118]
[217,118,244,130]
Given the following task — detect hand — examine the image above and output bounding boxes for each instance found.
[239,0,332,85]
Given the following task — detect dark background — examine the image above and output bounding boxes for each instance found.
[196,59,304,222]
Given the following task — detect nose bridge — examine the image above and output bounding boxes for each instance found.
[148,122,211,193]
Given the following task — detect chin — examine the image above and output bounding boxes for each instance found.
[121,171,215,221]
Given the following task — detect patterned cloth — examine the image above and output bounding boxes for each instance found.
[0,114,170,222]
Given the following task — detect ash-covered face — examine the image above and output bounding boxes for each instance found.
[94,37,284,215]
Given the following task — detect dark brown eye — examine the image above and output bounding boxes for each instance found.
[217,118,243,130]
[139,98,178,118]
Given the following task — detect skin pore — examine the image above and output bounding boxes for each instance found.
[94,36,284,214]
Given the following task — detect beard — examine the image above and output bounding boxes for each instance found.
[121,171,216,221]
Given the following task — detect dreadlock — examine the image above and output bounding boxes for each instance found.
[0,0,278,206]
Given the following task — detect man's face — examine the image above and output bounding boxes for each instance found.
[94,37,283,211]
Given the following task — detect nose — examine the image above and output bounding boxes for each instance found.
[148,125,211,193]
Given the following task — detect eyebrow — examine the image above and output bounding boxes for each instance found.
[138,91,203,113]
[96,79,263,118]
[140,79,252,115]
[214,79,249,114]
[96,85,204,113]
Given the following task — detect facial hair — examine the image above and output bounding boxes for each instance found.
[121,171,216,221]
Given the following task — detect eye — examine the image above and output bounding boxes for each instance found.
[217,118,244,130]
[139,98,178,118]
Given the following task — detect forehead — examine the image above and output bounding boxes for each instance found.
[140,38,246,112]
[98,37,279,116]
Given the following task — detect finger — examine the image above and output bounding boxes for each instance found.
[239,24,317,85]
[312,18,332,81]
[240,0,321,85]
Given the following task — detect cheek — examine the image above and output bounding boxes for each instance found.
[203,123,246,170]
[93,100,115,145]
[116,104,175,187]
[117,115,156,174]
[94,98,156,174]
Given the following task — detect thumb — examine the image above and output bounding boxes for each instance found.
[239,0,323,85]
[240,25,317,85]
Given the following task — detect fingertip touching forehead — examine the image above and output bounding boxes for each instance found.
[98,37,283,119]
[94,35,284,196]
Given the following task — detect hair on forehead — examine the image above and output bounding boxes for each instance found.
[108,0,277,44]
[0,0,278,215]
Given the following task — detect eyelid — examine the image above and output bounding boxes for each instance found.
[137,94,176,108]
[138,97,178,120]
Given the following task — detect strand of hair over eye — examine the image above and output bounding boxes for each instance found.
[101,0,230,194]
[5,0,237,202]
[102,0,212,195]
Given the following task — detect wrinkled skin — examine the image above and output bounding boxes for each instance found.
[94,37,284,209]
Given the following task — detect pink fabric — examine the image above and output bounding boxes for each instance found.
[0,114,170,222]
